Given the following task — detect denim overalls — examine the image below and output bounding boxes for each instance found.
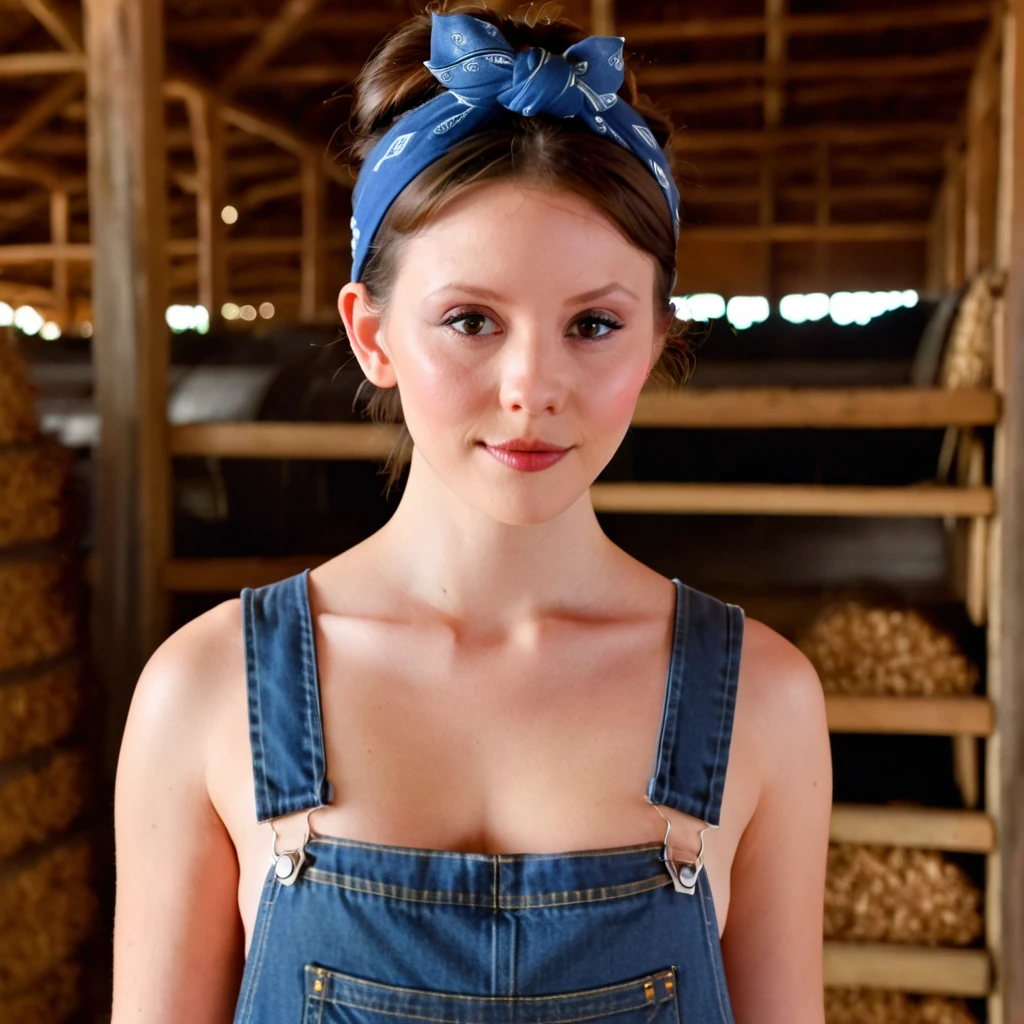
[233,568,745,1023]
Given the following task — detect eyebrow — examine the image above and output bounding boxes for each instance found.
[426,282,640,304]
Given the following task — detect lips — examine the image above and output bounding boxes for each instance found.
[479,439,571,472]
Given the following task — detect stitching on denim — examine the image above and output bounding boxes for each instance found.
[698,872,731,1022]
[707,603,743,825]
[316,997,660,1023]
[298,569,327,811]
[649,579,686,803]
[302,868,671,906]
[307,834,665,860]
[243,588,273,823]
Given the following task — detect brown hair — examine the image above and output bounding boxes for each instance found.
[340,0,694,492]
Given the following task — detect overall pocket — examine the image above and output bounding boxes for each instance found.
[303,962,681,1024]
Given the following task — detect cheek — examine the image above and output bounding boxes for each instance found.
[584,358,649,431]
[392,339,484,427]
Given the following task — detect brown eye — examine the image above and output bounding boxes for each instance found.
[443,312,498,336]
[572,315,624,340]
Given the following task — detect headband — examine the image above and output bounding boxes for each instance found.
[349,11,681,281]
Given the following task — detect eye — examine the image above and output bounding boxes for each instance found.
[570,313,625,340]
[441,311,499,336]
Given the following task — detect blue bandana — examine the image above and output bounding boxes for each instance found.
[349,11,681,281]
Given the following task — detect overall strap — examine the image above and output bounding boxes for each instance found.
[646,580,745,828]
[241,567,332,823]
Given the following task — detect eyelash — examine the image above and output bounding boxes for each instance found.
[439,309,625,340]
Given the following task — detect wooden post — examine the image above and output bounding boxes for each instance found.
[990,3,1024,1021]
[84,0,171,786]
[944,151,968,289]
[300,150,325,321]
[760,0,786,299]
[182,86,228,323]
[49,188,70,328]
[965,34,1002,277]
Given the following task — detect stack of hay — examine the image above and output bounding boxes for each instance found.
[795,598,978,697]
[798,597,983,1023]
[0,329,98,1023]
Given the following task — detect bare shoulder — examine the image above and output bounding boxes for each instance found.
[122,597,244,768]
[730,614,831,801]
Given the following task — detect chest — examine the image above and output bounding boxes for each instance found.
[206,616,755,958]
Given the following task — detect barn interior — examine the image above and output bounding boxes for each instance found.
[0,1,1022,1022]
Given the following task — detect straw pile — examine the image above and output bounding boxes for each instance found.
[825,989,978,1024]
[825,845,983,946]
[796,599,978,697]
[0,838,99,997]
[941,271,998,390]
[0,329,96,1022]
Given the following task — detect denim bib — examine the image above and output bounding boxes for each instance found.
[234,568,744,1023]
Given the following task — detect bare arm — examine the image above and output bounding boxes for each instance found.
[720,623,832,1024]
[111,601,245,1023]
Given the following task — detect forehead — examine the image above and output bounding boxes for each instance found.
[393,180,655,297]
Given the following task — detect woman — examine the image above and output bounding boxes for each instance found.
[112,5,832,1022]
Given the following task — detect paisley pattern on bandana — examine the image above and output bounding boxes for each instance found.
[349,11,680,281]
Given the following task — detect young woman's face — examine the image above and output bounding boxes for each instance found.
[379,180,666,525]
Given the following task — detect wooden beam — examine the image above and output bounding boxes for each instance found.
[825,696,993,736]
[0,155,65,189]
[300,152,326,321]
[0,75,84,157]
[829,805,996,853]
[248,62,381,87]
[220,0,321,95]
[682,183,935,205]
[992,1,1024,1018]
[761,0,787,298]
[237,175,302,211]
[0,52,85,76]
[680,223,929,242]
[21,0,84,53]
[84,0,171,793]
[964,29,1002,276]
[641,51,979,86]
[822,943,991,997]
[674,123,952,151]
[590,0,614,36]
[182,88,228,321]
[620,4,994,42]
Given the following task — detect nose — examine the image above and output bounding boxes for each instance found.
[496,326,569,416]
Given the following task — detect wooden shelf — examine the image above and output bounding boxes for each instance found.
[168,388,1000,460]
[590,483,992,517]
[830,805,996,852]
[826,696,992,736]
[823,942,991,997]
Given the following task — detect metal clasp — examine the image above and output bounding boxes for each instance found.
[647,798,712,896]
[268,809,314,887]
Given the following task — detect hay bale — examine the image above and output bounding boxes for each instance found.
[0,837,98,995]
[0,334,39,446]
[0,560,80,674]
[0,442,75,550]
[825,988,978,1024]
[796,600,978,696]
[0,748,94,859]
[941,272,998,390]
[0,660,85,766]
[0,957,84,1024]
[825,845,983,946]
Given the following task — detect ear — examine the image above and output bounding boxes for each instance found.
[338,282,397,388]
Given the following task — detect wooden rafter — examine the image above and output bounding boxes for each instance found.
[50,188,69,326]
[641,50,979,86]
[591,0,615,36]
[0,155,65,189]
[674,123,952,152]
[761,0,787,295]
[0,52,86,76]
[220,0,322,95]
[21,0,84,53]
[0,75,84,158]
[620,3,995,43]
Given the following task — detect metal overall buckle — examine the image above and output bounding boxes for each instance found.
[268,809,314,886]
[648,798,711,896]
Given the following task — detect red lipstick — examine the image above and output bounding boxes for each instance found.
[480,437,571,472]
